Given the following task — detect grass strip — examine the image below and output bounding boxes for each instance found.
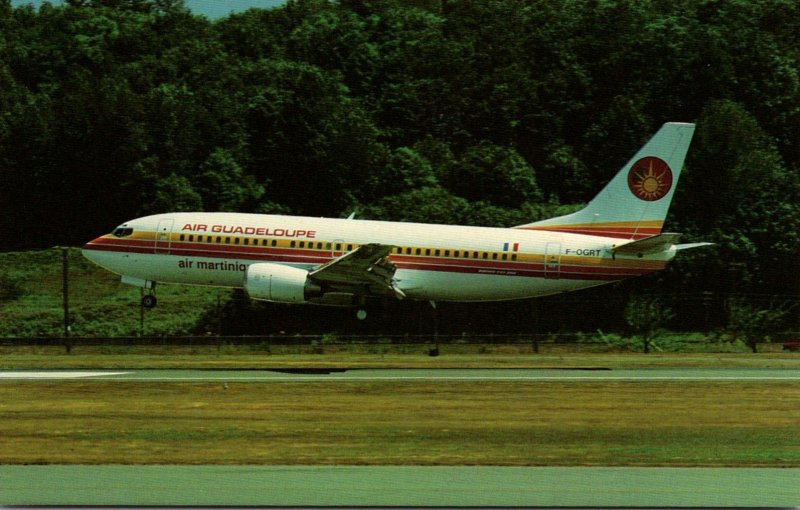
[1,380,797,466]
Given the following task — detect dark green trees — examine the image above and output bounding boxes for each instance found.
[0,0,797,334]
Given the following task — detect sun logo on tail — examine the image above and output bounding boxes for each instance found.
[627,157,672,201]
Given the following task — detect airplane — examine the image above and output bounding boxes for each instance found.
[83,122,710,319]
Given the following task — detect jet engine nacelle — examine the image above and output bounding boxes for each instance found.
[244,263,321,303]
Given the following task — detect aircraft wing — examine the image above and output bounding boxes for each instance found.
[309,243,405,299]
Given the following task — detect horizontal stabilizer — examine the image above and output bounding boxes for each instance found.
[675,242,715,251]
[611,233,683,255]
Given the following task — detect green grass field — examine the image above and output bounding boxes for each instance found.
[0,248,223,337]
[2,379,797,466]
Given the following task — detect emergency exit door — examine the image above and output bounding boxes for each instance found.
[544,242,561,279]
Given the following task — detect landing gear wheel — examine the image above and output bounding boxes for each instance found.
[141,294,158,309]
[356,309,368,320]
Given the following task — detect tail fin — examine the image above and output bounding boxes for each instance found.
[516,122,695,240]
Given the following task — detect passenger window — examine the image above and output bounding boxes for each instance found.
[189,235,194,242]
[492,253,498,260]
[482,252,488,259]
[502,253,507,261]
[444,250,450,257]
[317,242,323,249]
[511,254,517,261]
[434,249,440,257]
[243,238,249,246]
[406,247,411,255]
[326,243,332,250]
[473,252,479,259]
[425,249,431,256]
[235,238,240,245]
[299,241,305,248]
[415,248,421,255]
[347,244,353,251]
[271,240,277,247]
[216,236,222,243]
[291,241,296,248]
[225,237,231,244]
[179,234,185,241]
[336,243,342,251]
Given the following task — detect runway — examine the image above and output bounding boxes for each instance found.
[2,465,798,506]
[2,367,799,381]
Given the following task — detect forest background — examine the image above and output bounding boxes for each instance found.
[0,0,798,337]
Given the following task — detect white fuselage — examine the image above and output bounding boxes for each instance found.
[82,212,674,303]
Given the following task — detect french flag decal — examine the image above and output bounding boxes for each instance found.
[503,242,520,252]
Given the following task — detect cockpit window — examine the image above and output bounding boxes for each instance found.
[112,227,134,237]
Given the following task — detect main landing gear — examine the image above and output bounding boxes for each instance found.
[141,294,157,309]
[141,282,157,309]
[355,295,368,320]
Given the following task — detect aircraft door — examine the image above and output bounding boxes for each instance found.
[331,239,345,259]
[155,218,174,254]
[544,242,561,279]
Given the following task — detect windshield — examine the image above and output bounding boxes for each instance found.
[112,227,134,237]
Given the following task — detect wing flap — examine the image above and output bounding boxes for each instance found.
[309,243,401,297]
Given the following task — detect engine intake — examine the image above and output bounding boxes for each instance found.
[244,263,321,303]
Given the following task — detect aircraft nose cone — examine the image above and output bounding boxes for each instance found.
[81,236,124,275]
[81,237,103,263]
